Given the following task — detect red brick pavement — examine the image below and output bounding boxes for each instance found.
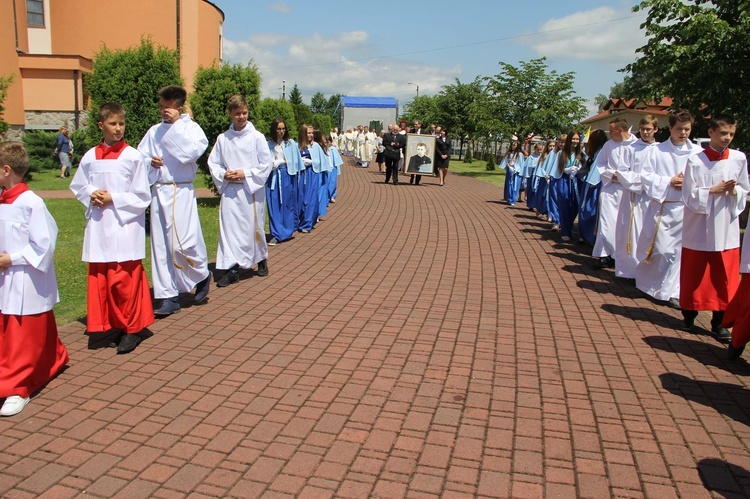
[3,157,750,497]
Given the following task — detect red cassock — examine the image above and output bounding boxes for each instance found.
[724,275,750,347]
[86,260,154,334]
[0,312,69,398]
[680,247,740,311]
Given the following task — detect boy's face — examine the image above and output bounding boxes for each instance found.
[609,123,622,141]
[158,98,183,122]
[708,123,736,150]
[669,120,692,145]
[416,144,426,157]
[639,123,657,142]
[98,114,125,144]
[230,106,248,130]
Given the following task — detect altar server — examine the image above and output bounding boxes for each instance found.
[209,95,273,287]
[0,142,68,416]
[267,119,304,245]
[681,114,749,340]
[635,111,700,307]
[138,86,210,316]
[592,118,637,269]
[71,102,154,354]
[615,115,660,279]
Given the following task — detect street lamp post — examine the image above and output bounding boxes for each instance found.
[407,81,419,98]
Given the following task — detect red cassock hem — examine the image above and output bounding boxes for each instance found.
[679,247,740,311]
[0,310,69,398]
[724,274,750,347]
[86,260,155,334]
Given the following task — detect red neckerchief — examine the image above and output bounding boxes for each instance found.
[0,183,29,204]
[95,140,128,160]
[704,145,730,162]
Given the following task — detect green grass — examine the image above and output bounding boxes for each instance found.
[49,196,221,326]
[449,158,506,187]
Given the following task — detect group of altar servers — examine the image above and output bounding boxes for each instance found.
[0,86,347,416]
[501,111,750,359]
[332,126,377,168]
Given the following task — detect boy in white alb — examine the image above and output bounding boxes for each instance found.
[70,102,154,354]
[0,142,68,416]
[681,114,749,340]
[138,86,210,316]
[593,117,637,269]
[208,95,274,287]
[635,110,701,308]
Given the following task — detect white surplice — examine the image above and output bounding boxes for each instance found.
[0,191,59,315]
[208,123,273,270]
[682,149,749,252]
[593,135,637,262]
[634,140,702,300]
[614,139,659,279]
[138,115,210,299]
[70,146,151,263]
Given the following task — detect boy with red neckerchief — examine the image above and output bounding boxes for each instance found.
[70,103,154,354]
[0,142,69,416]
[680,114,749,341]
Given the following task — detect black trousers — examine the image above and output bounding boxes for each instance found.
[384,157,400,184]
[410,174,421,185]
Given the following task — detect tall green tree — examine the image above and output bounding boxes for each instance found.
[400,95,440,126]
[625,0,750,148]
[189,62,262,192]
[86,38,182,148]
[0,74,14,136]
[288,84,303,105]
[310,92,328,115]
[484,58,586,141]
[254,97,297,141]
[327,94,342,128]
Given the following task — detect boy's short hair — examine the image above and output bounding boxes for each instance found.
[158,85,187,106]
[227,95,248,112]
[668,109,693,127]
[0,141,30,177]
[610,117,629,131]
[98,102,125,123]
[708,113,737,130]
[639,114,659,128]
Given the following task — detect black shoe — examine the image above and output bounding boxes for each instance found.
[712,326,732,341]
[409,177,414,184]
[154,296,180,316]
[117,333,140,354]
[217,268,239,287]
[728,343,746,360]
[194,275,210,303]
[257,259,269,277]
[593,257,610,270]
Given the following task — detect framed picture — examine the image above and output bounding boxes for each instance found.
[404,134,436,175]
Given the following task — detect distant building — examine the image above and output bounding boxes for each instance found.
[582,97,674,132]
[0,0,224,131]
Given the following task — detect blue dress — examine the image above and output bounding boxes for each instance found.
[267,139,303,242]
[577,150,603,244]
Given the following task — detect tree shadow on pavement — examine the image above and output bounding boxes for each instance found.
[659,372,750,426]
[697,457,750,498]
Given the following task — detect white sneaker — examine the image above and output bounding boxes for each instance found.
[1,395,30,416]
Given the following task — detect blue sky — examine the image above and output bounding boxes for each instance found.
[215,0,650,118]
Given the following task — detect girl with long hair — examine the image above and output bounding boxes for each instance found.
[577,129,608,245]
[297,124,321,232]
[500,140,522,205]
[554,130,584,240]
[266,119,304,245]
[531,139,556,217]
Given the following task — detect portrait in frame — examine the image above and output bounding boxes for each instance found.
[404,134,436,175]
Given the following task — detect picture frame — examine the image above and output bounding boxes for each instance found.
[404,134,436,175]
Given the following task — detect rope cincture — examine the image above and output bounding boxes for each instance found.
[627,192,635,255]
[168,182,196,270]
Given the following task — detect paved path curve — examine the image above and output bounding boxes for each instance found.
[2,157,749,497]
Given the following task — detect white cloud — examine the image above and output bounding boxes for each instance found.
[521,6,647,66]
[223,31,461,104]
[266,3,291,14]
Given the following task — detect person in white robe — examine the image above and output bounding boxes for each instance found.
[615,115,660,279]
[138,86,210,316]
[208,95,274,287]
[593,118,637,270]
[635,111,701,306]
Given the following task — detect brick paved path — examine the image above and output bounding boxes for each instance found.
[2,158,750,498]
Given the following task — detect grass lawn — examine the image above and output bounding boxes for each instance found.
[449,158,506,187]
[49,196,220,326]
